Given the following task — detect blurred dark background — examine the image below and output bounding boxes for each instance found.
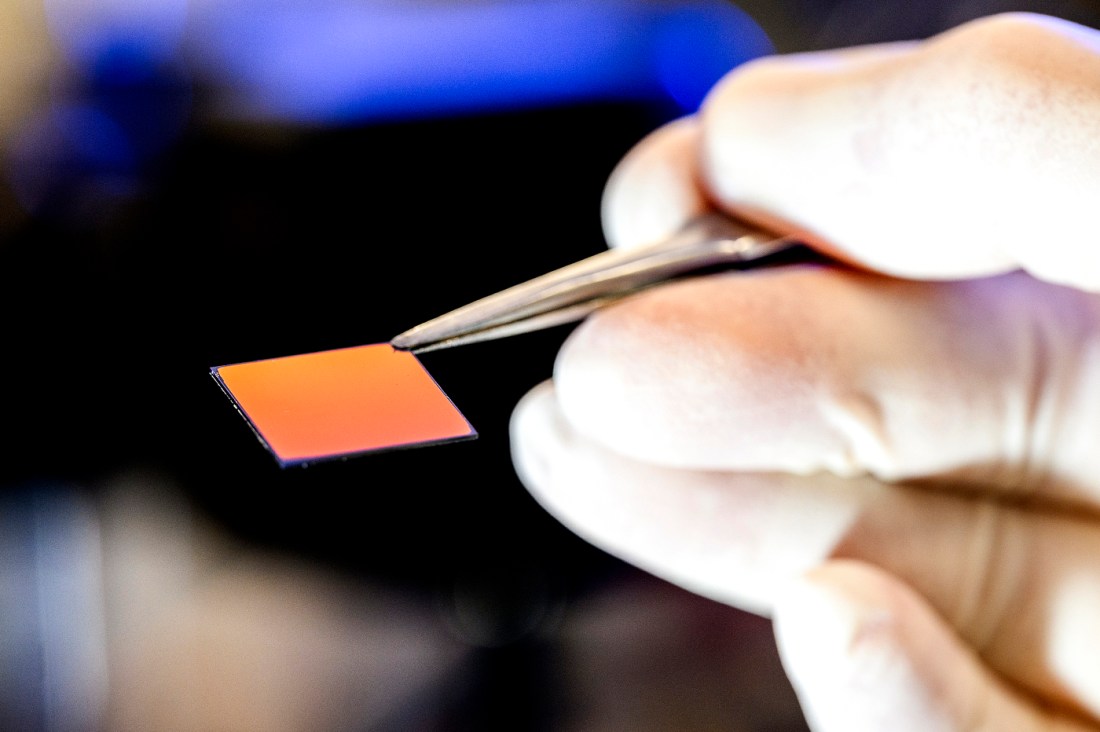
[2,1,1100,730]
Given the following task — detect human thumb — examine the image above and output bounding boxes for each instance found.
[772,560,1095,732]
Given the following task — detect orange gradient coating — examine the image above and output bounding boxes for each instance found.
[212,343,475,465]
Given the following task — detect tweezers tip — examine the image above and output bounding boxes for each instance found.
[389,335,414,351]
[390,324,429,351]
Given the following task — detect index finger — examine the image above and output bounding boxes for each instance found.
[699,12,1100,289]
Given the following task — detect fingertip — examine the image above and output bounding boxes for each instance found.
[600,116,710,250]
[510,379,556,427]
[773,560,958,731]
[507,379,641,557]
[772,560,1069,732]
[696,17,1100,287]
[697,46,904,215]
[773,560,902,672]
[696,37,1015,280]
[509,380,560,492]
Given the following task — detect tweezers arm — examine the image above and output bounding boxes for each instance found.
[392,212,799,353]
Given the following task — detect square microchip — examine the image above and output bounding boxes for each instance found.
[211,343,476,466]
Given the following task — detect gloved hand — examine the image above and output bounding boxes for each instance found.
[511,12,1100,731]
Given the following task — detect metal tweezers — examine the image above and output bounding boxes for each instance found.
[391,212,816,353]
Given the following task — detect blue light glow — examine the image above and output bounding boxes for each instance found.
[5,102,139,217]
[191,0,773,124]
[54,103,136,172]
[44,0,189,72]
[654,4,772,112]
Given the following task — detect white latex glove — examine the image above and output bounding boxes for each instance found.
[511,12,1100,731]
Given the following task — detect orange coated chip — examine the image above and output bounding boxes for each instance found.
[211,343,476,466]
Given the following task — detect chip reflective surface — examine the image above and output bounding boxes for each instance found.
[211,343,476,466]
